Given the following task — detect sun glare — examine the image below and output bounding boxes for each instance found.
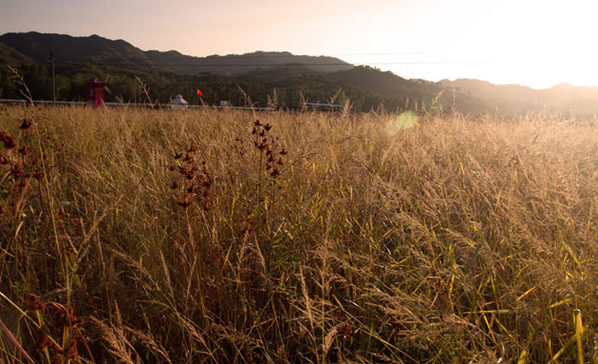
[334,0,598,88]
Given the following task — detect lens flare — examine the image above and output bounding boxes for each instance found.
[385,111,417,136]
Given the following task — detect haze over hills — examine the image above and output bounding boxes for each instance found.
[440,79,598,115]
[1,31,597,115]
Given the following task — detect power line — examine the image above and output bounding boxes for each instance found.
[328,52,430,56]
[58,61,486,67]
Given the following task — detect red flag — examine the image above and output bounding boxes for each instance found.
[197,89,203,96]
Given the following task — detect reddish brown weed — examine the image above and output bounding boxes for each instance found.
[169,145,213,210]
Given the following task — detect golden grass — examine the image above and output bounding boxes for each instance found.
[0,106,597,363]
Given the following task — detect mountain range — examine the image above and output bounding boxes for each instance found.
[0,32,352,75]
[1,31,597,115]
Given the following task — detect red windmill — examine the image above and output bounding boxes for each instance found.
[86,78,107,108]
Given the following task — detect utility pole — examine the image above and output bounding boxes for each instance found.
[51,47,56,104]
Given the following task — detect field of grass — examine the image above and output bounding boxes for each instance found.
[0,105,597,363]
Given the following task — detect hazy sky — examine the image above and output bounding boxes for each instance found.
[2,0,597,89]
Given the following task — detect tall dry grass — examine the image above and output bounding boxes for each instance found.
[0,105,597,363]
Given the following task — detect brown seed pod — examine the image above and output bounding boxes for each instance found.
[2,135,16,149]
[70,315,84,328]
[24,294,45,311]
[20,119,33,130]
[35,332,52,351]
[64,339,79,360]
[177,195,192,208]
[18,145,30,156]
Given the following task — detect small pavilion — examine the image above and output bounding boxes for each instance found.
[170,94,188,109]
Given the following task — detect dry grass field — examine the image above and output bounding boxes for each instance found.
[0,106,597,363]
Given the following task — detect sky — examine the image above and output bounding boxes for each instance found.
[1,0,598,89]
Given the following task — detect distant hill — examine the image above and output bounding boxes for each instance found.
[541,83,598,114]
[0,32,353,75]
[0,32,154,67]
[2,31,598,115]
[441,79,598,115]
[327,66,441,102]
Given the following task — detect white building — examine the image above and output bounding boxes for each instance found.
[170,94,188,109]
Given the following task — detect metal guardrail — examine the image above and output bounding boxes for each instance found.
[0,99,278,112]
[0,99,86,106]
